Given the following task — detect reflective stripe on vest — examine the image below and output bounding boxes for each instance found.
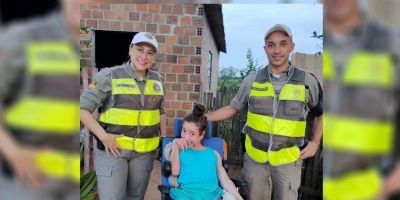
[324,114,393,154]
[27,41,79,75]
[5,42,79,134]
[323,168,382,200]
[100,109,160,126]
[116,136,159,152]
[245,68,306,165]
[35,150,80,183]
[245,134,301,165]
[5,96,79,133]
[343,52,394,87]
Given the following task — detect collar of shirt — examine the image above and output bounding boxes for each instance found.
[266,64,294,81]
[124,61,150,82]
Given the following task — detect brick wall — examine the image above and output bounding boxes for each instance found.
[80,3,219,135]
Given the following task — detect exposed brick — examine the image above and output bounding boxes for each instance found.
[81,10,91,19]
[125,4,135,11]
[177,110,187,118]
[159,25,170,34]
[183,65,194,74]
[163,83,172,91]
[172,46,183,54]
[81,50,91,59]
[153,14,166,24]
[189,92,200,101]
[115,12,129,21]
[190,56,201,65]
[165,92,176,101]
[155,54,166,63]
[98,20,109,30]
[184,5,196,15]
[159,45,172,54]
[192,17,203,26]
[92,10,103,19]
[172,5,183,15]
[104,11,116,20]
[166,55,177,64]
[133,23,145,32]
[177,93,188,101]
[80,59,92,68]
[178,74,188,83]
[178,36,189,45]
[141,13,152,23]
[190,74,201,83]
[178,56,190,64]
[99,4,110,10]
[165,109,177,117]
[129,12,139,21]
[86,20,97,28]
[174,27,184,35]
[165,36,177,44]
[165,73,177,82]
[149,4,160,13]
[111,4,125,11]
[183,84,194,92]
[87,3,98,9]
[167,15,178,25]
[180,16,191,26]
[80,3,86,9]
[172,65,184,73]
[122,22,133,31]
[181,102,193,110]
[136,4,147,12]
[158,63,171,73]
[184,27,196,35]
[161,4,172,14]
[191,37,202,46]
[183,47,195,55]
[146,24,157,33]
[156,35,165,43]
[110,21,121,31]
[171,83,182,92]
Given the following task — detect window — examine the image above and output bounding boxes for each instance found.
[198,7,204,16]
[195,84,200,92]
[197,27,203,36]
[196,47,202,55]
[195,66,200,74]
[207,51,212,91]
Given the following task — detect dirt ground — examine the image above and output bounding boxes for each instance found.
[144,160,243,200]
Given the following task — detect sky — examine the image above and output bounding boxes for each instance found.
[219,2,323,71]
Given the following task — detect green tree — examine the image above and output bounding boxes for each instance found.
[311,31,323,55]
[239,48,262,79]
[218,66,241,93]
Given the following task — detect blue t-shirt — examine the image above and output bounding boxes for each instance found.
[170,147,223,200]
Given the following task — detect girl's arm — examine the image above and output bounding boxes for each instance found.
[170,138,187,176]
[214,151,244,200]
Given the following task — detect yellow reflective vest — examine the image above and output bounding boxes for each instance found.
[244,67,307,166]
[323,50,395,200]
[98,65,164,152]
[4,41,80,183]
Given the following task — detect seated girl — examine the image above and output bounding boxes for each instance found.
[164,104,243,200]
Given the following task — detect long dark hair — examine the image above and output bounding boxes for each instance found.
[183,103,207,135]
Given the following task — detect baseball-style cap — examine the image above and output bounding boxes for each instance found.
[264,24,293,40]
[131,32,159,53]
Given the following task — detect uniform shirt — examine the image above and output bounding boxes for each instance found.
[230,64,322,116]
[80,62,166,114]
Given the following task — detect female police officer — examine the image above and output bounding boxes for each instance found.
[80,32,166,200]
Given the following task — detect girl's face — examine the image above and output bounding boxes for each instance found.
[181,122,204,148]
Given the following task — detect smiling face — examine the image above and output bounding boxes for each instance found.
[181,122,205,148]
[264,31,294,70]
[129,42,156,72]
